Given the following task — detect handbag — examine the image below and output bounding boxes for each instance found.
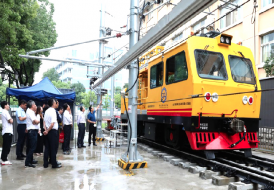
[59,130,64,143]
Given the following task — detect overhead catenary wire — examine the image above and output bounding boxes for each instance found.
[103,43,128,60]
[146,0,251,61]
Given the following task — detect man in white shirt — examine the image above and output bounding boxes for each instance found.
[1,101,13,165]
[62,103,72,155]
[25,100,40,168]
[16,99,27,160]
[77,106,86,148]
[43,98,61,169]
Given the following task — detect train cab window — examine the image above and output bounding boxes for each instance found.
[195,50,228,80]
[150,62,163,89]
[166,51,188,84]
[228,55,256,84]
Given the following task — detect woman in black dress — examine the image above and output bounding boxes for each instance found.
[34,106,44,155]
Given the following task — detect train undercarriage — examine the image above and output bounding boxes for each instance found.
[121,113,260,159]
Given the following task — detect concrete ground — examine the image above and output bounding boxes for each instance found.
[0,134,273,190]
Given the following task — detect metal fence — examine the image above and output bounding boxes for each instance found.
[258,127,274,152]
[11,111,18,144]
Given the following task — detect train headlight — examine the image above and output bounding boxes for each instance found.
[220,36,225,43]
[204,92,211,102]
[248,96,253,105]
[217,34,233,46]
[242,96,248,105]
[212,92,218,102]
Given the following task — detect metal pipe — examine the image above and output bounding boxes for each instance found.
[26,33,127,55]
[92,0,218,89]
[19,54,113,67]
[95,2,105,138]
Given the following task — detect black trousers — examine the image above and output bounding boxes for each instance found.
[34,133,43,153]
[77,123,85,147]
[1,133,12,161]
[88,123,96,145]
[16,124,26,157]
[63,125,71,152]
[43,130,58,167]
[25,129,38,165]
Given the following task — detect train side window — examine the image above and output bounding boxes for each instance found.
[166,51,188,84]
[150,62,163,89]
[195,50,228,80]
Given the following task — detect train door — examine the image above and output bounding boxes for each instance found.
[138,71,148,111]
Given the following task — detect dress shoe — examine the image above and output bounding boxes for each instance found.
[81,145,86,148]
[93,144,97,146]
[52,164,62,169]
[25,164,36,168]
[21,154,26,157]
[16,157,24,160]
[78,146,82,148]
[88,144,91,146]
[57,161,62,165]
[43,165,48,168]
[63,152,69,155]
[32,160,38,164]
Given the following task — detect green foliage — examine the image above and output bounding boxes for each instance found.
[81,91,97,108]
[52,80,71,89]
[123,83,128,89]
[0,79,18,105]
[103,94,110,109]
[115,86,121,94]
[263,56,274,77]
[0,0,57,87]
[71,82,86,105]
[42,68,60,81]
[114,93,121,108]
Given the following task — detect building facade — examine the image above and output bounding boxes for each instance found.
[140,0,274,78]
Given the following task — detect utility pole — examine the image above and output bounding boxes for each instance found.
[119,0,147,169]
[110,54,115,118]
[95,3,106,140]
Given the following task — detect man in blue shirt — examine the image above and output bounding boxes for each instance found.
[15,100,27,160]
[87,101,102,146]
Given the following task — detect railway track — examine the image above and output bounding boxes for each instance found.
[137,137,274,190]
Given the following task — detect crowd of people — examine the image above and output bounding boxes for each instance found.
[0,98,102,168]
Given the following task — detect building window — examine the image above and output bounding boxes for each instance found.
[261,32,274,62]
[72,50,77,57]
[173,33,183,42]
[150,62,163,89]
[262,0,274,8]
[193,19,208,34]
[166,51,188,84]
[220,0,243,29]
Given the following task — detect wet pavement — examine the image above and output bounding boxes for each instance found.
[1,133,271,190]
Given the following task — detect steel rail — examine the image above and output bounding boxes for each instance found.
[92,0,218,89]
[138,137,274,189]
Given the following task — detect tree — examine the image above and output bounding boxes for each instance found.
[42,68,60,81]
[263,56,274,77]
[0,0,58,88]
[52,81,71,89]
[71,82,86,105]
[0,79,18,106]
[81,91,97,108]
[103,94,110,109]
[123,83,128,89]
[115,86,122,94]
[114,93,121,108]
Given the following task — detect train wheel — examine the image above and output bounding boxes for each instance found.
[164,125,181,149]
